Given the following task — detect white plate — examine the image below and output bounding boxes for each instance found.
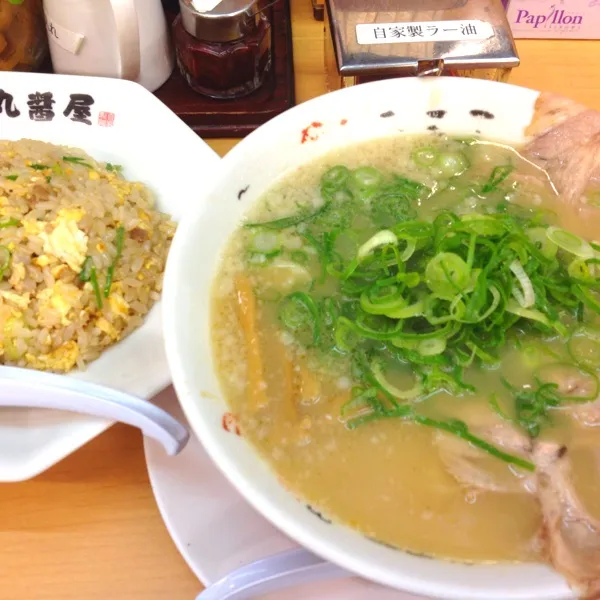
[0,72,220,481]
[145,388,423,600]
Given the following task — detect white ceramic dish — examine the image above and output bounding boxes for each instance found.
[162,77,575,600]
[0,71,220,482]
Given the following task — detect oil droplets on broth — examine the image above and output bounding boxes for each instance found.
[210,133,600,593]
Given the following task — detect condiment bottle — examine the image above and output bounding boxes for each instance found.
[172,0,272,99]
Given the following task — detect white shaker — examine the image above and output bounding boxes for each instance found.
[43,0,174,92]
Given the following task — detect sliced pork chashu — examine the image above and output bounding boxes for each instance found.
[523,92,600,205]
[435,416,535,494]
[534,442,600,600]
[435,411,600,597]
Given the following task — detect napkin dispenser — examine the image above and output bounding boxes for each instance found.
[324,0,519,90]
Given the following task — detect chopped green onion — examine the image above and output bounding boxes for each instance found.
[527,227,557,259]
[0,246,11,279]
[434,152,469,178]
[482,165,513,193]
[534,363,599,401]
[391,320,456,343]
[63,156,93,169]
[568,258,595,281]
[567,327,600,368]
[279,292,320,346]
[518,341,560,369]
[348,406,535,472]
[321,165,350,192]
[104,226,125,297]
[30,164,49,171]
[509,260,535,308]
[385,299,423,319]
[411,147,438,167]
[413,416,535,472]
[250,231,280,254]
[506,299,567,336]
[465,340,498,366]
[463,284,501,324]
[106,163,123,173]
[80,257,103,308]
[546,226,594,259]
[90,268,103,309]
[357,230,397,260]
[237,153,600,463]
[393,220,434,240]
[425,252,470,298]
[79,256,93,282]
[360,285,405,315]
[460,214,507,237]
[0,218,20,229]
[245,201,330,230]
[338,315,404,341]
[399,238,416,262]
[502,377,563,438]
[334,318,360,353]
[572,285,600,314]
[4,175,17,181]
[418,338,446,356]
[290,249,309,264]
[488,393,512,421]
[340,388,377,417]
[348,167,382,193]
[396,271,420,288]
[424,295,465,325]
[371,361,423,400]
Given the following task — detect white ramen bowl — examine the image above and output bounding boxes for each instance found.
[163,77,576,600]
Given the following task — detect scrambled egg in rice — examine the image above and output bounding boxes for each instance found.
[0,139,175,372]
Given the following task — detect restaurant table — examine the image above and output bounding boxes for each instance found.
[2,2,600,598]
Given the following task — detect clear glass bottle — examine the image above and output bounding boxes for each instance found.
[173,0,272,100]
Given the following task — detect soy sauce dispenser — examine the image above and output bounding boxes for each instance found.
[324,0,518,90]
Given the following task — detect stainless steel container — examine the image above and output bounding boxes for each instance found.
[325,0,519,90]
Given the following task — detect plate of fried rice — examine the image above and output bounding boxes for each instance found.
[0,72,220,481]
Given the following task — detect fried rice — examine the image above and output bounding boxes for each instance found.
[0,139,175,372]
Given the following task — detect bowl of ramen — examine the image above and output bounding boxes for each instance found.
[0,71,220,481]
[163,76,600,599]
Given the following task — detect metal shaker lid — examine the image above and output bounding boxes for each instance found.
[179,0,261,43]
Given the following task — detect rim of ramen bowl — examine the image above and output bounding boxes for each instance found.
[163,77,575,600]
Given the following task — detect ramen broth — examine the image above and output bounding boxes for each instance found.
[211,135,600,563]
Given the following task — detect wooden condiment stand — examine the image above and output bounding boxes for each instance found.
[155,0,295,138]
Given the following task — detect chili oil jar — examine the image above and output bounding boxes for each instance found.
[173,0,272,99]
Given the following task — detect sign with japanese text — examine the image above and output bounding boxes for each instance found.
[0,88,113,128]
[356,19,494,45]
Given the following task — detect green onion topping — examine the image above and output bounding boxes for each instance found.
[104,226,125,298]
[63,156,93,169]
[242,160,600,472]
[0,246,11,280]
